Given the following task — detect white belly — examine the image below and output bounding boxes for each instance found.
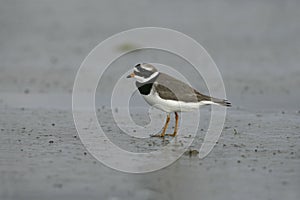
[142,91,204,113]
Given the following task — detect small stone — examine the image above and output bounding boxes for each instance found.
[49,140,54,144]
[51,123,55,126]
[53,183,63,188]
[281,181,288,185]
[84,152,87,155]
[24,89,30,94]
[233,129,238,135]
[185,149,199,157]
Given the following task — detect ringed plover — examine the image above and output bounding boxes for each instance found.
[127,63,231,137]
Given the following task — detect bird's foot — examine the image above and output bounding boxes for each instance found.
[150,133,165,138]
[165,133,177,137]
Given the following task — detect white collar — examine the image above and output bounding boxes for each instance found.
[135,72,159,83]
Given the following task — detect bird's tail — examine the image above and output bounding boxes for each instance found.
[195,91,232,107]
[210,97,231,107]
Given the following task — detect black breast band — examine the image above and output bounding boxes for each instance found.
[135,75,159,95]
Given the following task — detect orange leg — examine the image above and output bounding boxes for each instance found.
[151,113,170,137]
[166,112,179,137]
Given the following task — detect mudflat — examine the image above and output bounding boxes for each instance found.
[1,0,300,200]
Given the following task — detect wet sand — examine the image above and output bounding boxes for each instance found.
[0,105,299,200]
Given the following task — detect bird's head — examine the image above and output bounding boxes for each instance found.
[127,63,159,83]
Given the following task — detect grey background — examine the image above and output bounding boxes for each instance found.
[0,0,300,200]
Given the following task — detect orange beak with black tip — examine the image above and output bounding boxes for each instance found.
[126,72,135,78]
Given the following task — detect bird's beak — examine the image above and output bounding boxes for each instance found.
[126,72,135,78]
